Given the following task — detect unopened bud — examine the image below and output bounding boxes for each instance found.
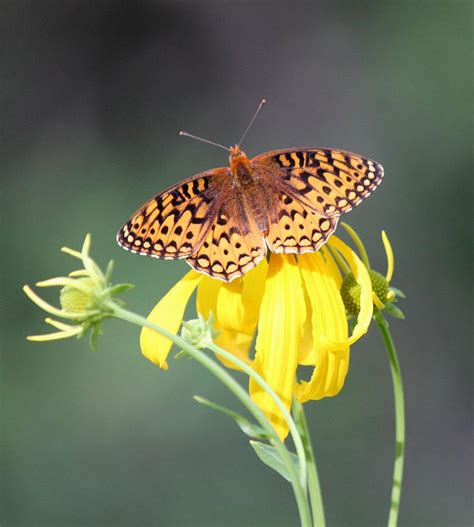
[341,270,389,317]
[60,278,95,313]
[181,315,215,349]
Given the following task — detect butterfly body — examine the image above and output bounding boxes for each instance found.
[118,145,383,282]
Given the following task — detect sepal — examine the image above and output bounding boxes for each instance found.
[383,303,405,320]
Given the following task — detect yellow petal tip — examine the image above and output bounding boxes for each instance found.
[372,292,385,310]
[381,231,394,282]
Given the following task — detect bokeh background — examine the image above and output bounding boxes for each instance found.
[1,2,472,526]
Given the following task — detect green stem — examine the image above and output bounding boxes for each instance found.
[374,312,405,527]
[110,304,312,527]
[293,399,326,527]
[207,342,308,489]
[340,222,371,269]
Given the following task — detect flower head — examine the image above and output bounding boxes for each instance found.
[338,223,405,320]
[23,234,133,348]
[140,230,375,438]
[180,313,218,350]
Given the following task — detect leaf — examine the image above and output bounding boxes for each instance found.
[89,325,101,351]
[193,396,270,439]
[174,349,192,360]
[107,283,135,296]
[105,259,115,281]
[249,441,300,483]
[384,303,405,320]
[389,286,406,299]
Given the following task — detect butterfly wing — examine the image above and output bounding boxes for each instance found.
[265,189,339,254]
[252,148,384,218]
[186,197,267,282]
[117,168,228,259]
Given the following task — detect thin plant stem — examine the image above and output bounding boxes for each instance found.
[340,222,371,269]
[374,312,405,527]
[109,303,312,527]
[293,399,326,527]
[207,342,308,489]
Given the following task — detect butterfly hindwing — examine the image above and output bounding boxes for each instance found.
[265,190,338,254]
[117,169,228,259]
[252,148,384,217]
[186,201,267,281]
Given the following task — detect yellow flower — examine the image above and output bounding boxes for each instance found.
[23,234,133,348]
[339,224,404,319]
[141,233,374,439]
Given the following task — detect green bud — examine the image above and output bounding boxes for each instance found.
[341,270,389,317]
[340,273,361,318]
[370,270,389,304]
[181,315,215,349]
[60,278,95,313]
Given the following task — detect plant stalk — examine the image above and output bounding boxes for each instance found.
[293,399,326,527]
[110,303,312,527]
[374,312,405,527]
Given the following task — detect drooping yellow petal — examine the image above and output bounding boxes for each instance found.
[326,236,373,347]
[217,260,268,333]
[140,270,203,369]
[214,280,253,370]
[217,280,252,333]
[196,275,221,320]
[297,289,315,366]
[382,231,394,282]
[250,254,305,440]
[320,246,343,289]
[296,250,349,402]
[214,330,254,369]
[201,261,268,371]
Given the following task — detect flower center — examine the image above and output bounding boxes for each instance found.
[60,278,95,313]
[341,270,389,317]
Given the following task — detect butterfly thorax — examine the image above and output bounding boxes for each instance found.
[229,145,254,186]
[228,145,269,233]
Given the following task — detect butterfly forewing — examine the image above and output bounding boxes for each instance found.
[252,148,384,218]
[117,169,228,259]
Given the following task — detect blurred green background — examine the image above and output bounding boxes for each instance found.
[1,2,472,526]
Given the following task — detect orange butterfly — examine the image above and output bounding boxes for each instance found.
[117,102,383,282]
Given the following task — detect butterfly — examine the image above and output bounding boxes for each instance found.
[117,143,383,282]
[117,100,383,281]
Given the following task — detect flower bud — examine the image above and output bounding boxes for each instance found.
[59,278,95,314]
[181,315,214,349]
[341,270,389,317]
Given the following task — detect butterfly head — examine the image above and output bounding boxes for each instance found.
[229,144,249,168]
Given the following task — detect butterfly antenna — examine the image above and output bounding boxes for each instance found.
[238,98,266,147]
[179,131,230,152]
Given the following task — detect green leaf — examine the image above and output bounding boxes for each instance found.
[193,396,270,439]
[174,349,192,360]
[384,303,405,319]
[389,286,406,299]
[89,325,101,351]
[107,283,135,296]
[105,259,115,281]
[249,441,300,482]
